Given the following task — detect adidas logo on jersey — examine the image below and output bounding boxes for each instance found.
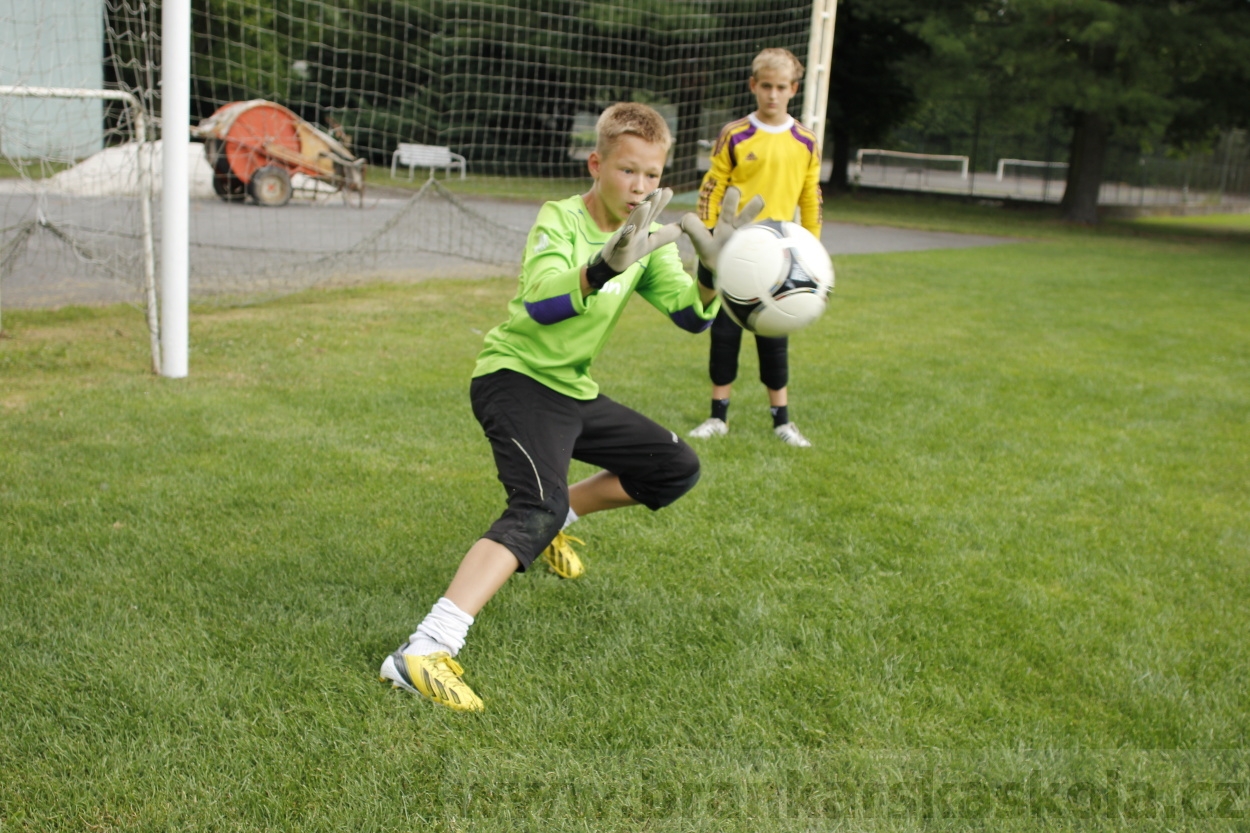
[745,152,758,161]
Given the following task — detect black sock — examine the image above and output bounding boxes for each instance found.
[711,398,730,421]
[770,405,789,427]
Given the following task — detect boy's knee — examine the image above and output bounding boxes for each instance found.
[674,442,701,485]
[710,360,739,387]
[758,337,789,390]
[483,502,565,571]
[665,457,702,506]
[760,366,788,390]
[627,443,701,509]
[523,505,565,550]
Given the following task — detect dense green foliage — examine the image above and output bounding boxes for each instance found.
[902,0,1250,221]
[824,0,928,192]
[100,0,1249,212]
[2,202,1248,829]
[111,0,807,182]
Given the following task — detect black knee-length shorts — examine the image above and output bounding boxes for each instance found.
[469,369,701,570]
[709,306,789,390]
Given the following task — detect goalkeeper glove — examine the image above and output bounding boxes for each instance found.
[585,188,682,290]
[680,186,765,287]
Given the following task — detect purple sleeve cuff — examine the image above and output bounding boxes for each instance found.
[670,305,713,333]
[525,294,578,325]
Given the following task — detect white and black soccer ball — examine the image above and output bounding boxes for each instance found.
[715,220,834,337]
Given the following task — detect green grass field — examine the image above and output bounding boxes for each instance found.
[1133,211,1250,236]
[2,204,1248,830]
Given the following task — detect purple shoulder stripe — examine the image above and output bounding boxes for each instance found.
[713,116,752,155]
[728,123,758,166]
[790,123,816,155]
[525,294,577,325]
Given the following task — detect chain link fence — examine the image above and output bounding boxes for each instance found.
[856,105,1249,213]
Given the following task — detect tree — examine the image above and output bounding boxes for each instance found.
[107,0,818,176]
[1162,0,1250,141]
[823,0,927,192]
[918,0,1250,223]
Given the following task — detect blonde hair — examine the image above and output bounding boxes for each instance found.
[752,48,804,83]
[595,102,673,157]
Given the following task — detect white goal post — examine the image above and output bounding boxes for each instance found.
[996,158,1069,181]
[0,84,159,373]
[161,0,191,380]
[801,0,838,141]
[856,148,970,179]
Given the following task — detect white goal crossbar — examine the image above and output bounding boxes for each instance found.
[0,84,159,373]
[856,148,969,179]
[996,158,1069,181]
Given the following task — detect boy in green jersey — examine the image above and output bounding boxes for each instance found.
[380,103,763,711]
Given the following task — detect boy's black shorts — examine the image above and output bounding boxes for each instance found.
[709,306,789,390]
[469,369,701,570]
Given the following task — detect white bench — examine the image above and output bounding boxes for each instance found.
[390,143,467,180]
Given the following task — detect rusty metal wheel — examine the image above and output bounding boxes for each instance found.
[247,165,293,207]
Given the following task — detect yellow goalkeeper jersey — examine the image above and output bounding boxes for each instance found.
[696,113,822,236]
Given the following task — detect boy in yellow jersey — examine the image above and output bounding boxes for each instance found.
[688,48,823,448]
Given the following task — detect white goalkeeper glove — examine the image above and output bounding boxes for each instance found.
[585,188,682,289]
[680,186,765,287]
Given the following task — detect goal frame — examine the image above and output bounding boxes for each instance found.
[996,158,1069,181]
[0,84,159,373]
[856,148,970,179]
[801,0,838,141]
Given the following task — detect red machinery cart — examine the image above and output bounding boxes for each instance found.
[193,100,365,207]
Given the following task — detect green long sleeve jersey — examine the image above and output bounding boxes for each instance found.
[473,194,719,400]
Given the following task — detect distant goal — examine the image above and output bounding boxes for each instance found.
[996,158,1069,180]
[855,149,970,187]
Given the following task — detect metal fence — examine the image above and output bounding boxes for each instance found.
[853,150,1250,211]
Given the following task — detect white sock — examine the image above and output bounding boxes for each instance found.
[563,507,579,529]
[407,597,474,657]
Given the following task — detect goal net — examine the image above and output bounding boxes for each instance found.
[2,0,815,331]
[0,4,157,361]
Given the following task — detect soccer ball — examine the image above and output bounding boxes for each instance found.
[715,220,834,337]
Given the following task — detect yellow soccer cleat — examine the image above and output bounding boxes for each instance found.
[541,531,586,579]
[380,645,484,712]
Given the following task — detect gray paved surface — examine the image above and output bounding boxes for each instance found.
[0,186,1019,309]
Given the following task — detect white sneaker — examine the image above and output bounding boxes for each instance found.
[688,417,728,439]
[774,423,812,448]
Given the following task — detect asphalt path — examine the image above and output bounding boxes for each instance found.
[454,194,1020,256]
[0,185,1019,309]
